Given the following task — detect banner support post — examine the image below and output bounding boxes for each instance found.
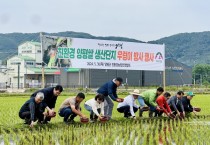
[163,70,166,91]
[40,32,45,88]
[163,43,166,91]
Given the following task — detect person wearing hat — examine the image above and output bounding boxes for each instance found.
[181,92,198,116]
[97,77,124,120]
[117,89,141,119]
[140,87,164,117]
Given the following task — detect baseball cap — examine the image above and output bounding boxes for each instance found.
[187,91,195,97]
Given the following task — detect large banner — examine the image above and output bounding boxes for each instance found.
[41,35,165,71]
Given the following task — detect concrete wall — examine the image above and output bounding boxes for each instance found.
[60,59,192,88]
[89,59,192,87]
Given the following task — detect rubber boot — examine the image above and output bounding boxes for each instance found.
[149,111,153,118]
[139,110,143,117]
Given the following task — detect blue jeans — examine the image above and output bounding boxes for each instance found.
[104,96,114,118]
[139,95,156,112]
[138,96,146,107]
[84,104,101,120]
[59,107,76,122]
[84,104,92,112]
[146,104,156,112]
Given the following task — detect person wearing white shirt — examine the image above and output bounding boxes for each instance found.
[117,89,141,119]
[84,94,105,122]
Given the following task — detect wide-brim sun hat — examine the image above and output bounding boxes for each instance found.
[130,89,140,96]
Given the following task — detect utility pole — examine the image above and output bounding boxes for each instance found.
[17,63,20,89]
[193,61,196,87]
[42,62,45,88]
[40,32,45,88]
[200,74,202,86]
[163,70,166,91]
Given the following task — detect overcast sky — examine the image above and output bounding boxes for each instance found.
[0,0,209,41]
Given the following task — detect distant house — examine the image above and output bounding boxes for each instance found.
[6,41,60,88]
[0,65,7,89]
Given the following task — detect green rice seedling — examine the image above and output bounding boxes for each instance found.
[1,94,210,144]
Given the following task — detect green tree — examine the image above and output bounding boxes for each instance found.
[193,64,210,84]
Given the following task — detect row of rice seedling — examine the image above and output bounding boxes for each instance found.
[1,117,210,144]
[0,94,210,144]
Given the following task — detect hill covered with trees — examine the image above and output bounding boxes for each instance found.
[1,31,210,66]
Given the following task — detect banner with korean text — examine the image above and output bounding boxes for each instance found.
[41,35,165,71]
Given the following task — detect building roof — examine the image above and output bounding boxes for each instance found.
[19,41,41,47]
[27,67,60,74]
[19,56,35,61]
[166,57,192,68]
[27,67,80,74]
[65,68,80,72]
[28,41,41,46]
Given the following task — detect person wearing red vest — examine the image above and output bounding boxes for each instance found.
[155,92,172,117]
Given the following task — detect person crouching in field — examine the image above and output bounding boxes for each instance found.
[117,89,141,119]
[84,94,105,122]
[182,92,199,116]
[19,92,45,128]
[137,94,149,117]
[59,93,87,124]
[167,91,185,118]
[155,92,173,118]
[97,77,124,120]
[140,87,164,117]
[30,85,63,124]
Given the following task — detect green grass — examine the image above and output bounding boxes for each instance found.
[0,94,210,144]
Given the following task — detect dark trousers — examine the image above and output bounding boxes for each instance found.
[19,111,44,123]
[170,105,183,115]
[117,106,138,117]
[154,111,164,117]
[84,104,101,120]
[142,102,157,117]
[59,107,77,122]
[90,109,101,120]
[39,103,53,122]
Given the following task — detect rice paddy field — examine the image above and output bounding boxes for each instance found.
[0,93,210,145]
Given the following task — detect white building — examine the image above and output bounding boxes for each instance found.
[6,41,60,88]
[18,41,42,67]
[0,65,8,89]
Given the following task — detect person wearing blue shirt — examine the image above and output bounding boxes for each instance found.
[97,77,124,120]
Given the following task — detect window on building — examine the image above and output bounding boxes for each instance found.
[36,63,42,65]
[22,50,32,53]
[37,50,41,53]
[26,62,34,65]
[11,62,21,65]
